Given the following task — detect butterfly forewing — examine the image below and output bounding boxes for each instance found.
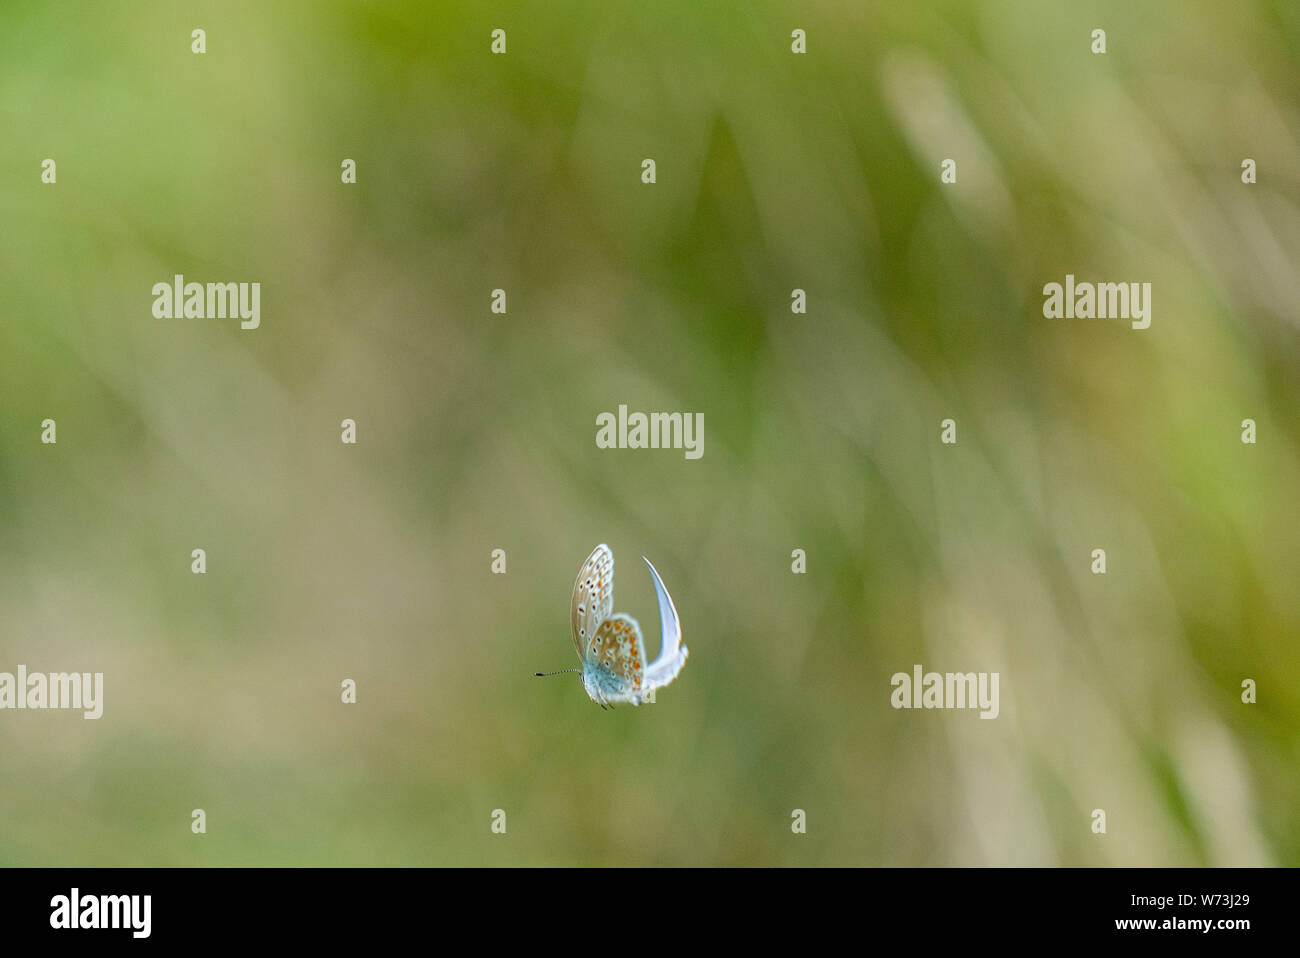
[642,555,689,690]
[570,544,614,659]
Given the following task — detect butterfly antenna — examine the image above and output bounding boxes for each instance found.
[534,669,581,677]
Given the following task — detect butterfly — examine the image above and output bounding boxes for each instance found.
[536,544,689,708]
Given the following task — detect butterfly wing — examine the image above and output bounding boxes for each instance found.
[585,613,648,704]
[571,544,614,659]
[642,555,689,691]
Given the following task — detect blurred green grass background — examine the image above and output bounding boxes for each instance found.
[1,0,1297,865]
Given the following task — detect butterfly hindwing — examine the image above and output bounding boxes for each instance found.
[571,544,614,658]
[584,613,647,704]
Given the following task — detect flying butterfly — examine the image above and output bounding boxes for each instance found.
[535,544,689,708]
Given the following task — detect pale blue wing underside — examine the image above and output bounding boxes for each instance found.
[581,613,648,706]
[642,555,688,690]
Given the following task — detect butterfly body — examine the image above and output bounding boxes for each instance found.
[564,544,688,708]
